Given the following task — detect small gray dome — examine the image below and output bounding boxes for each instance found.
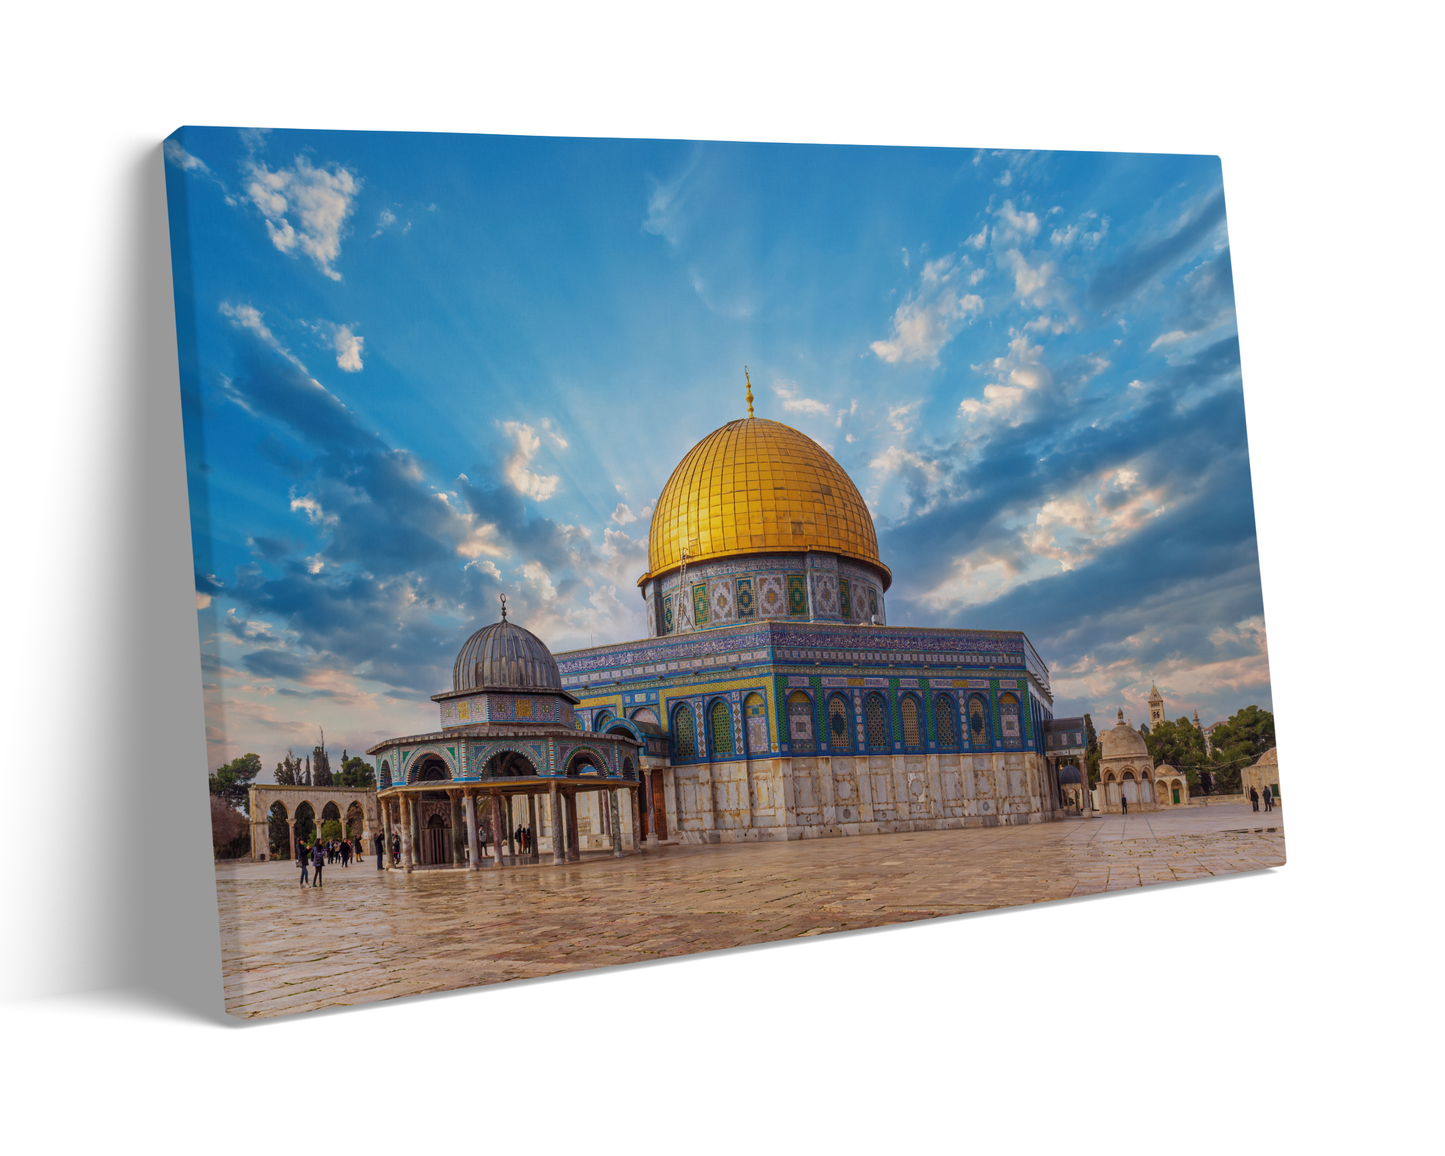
[1058,764,1082,785]
[453,617,561,692]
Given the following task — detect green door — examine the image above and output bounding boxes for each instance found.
[1172,787,1180,805]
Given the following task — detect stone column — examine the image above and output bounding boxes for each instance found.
[449,791,464,865]
[287,820,296,862]
[381,801,393,867]
[566,792,581,862]
[490,793,505,867]
[527,793,539,863]
[400,794,414,872]
[410,797,422,865]
[610,790,624,858]
[550,784,566,865]
[464,792,480,871]
[505,795,516,862]
[630,785,644,851]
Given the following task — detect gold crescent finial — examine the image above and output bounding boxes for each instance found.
[499,592,508,621]
[744,366,754,418]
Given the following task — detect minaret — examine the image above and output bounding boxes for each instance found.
[1148,682,1164,728]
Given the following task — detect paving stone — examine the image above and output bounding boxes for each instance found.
[215,803,1284,1018]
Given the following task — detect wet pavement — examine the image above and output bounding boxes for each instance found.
[216,803,1285,1018]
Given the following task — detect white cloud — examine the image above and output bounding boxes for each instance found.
[836,398,858,427]
[772,381,831,416]
[960,332,1052,423]
[500,422,561,501]
[243,154,360,280]
[967,227,988,249]
[993,200,1040,245]
[871,255,984,365]
[372,208,396,237]
[327,323,364,371]
[869,445,945,485]
[642,158,697,246]
[611,503,638,526]
[165,139,211,175]
[196,592,212,610]
[540,418,569,449]
[887,400,921,433]
[1050,224,1079,247]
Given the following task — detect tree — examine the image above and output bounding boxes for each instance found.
[208,752,263,815]
[1144,717,1210,785]
[312,729,333,787]
[1083,713,1101,786]
[274,750,300,786]
[337,754,377,790]
[210,795,251,859]
[319,818,343,843]
[1209,705,1276,793]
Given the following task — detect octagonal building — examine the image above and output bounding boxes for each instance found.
[552,390,1064,846]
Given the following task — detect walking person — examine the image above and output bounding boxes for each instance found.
[1263,785,1274,813]
[312,841,325,887]
[340,840,351,867]
[373,831,384,869]
[299,845,310,887]
[1121,794,1128,815]
[1250,786,1260,812]
[391,832,400,866]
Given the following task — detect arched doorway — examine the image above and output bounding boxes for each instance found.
[414,758,452,866]
[1122,771,1138,806]
[485,751,537,777]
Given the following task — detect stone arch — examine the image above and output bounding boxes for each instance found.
[409,753,452,784]
[565,747,609,776]
[707,697,734,757]
[864,692,889,751]
[622,755,635,779]
[630,706,659,726]
[826,692,852,751]
[267,800,290,858]
[344,800,365,838]
[293,800,317,849]
[787,689,815,754]
[593,710,614,732]
[485,748,539,777]
[605,718,644,743]
[672,702,698,760]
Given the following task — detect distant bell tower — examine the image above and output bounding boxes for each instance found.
[1148,683,1165,728]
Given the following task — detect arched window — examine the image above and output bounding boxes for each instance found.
[622,756,635,779]
[999,692,1021,746]
[673,704,697,759]
[594,711,613,732]
[900,694,922,749]
[787,691,815,753]
[968,695,990,748]
[379,759,391,788]
[743,692,768,755]
[864,693,889,750]
[709,699,734,757]
[934,694,958,748]
[826,694,851,751]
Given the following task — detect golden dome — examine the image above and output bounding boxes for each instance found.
[640,417,890,588]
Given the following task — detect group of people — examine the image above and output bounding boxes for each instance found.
[1249,785,1276,812]
[513,825,534,855]
[296,835,368,887]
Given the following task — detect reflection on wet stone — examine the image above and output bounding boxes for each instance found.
[216,804,1284,1019]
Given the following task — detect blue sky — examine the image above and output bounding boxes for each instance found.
[166,128,1268,773]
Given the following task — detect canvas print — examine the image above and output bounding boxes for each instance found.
[165,128,1283,1019]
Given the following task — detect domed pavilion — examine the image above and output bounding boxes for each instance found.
[548,375,1067,845]
[367,600,642,871]
[1097,708,1169,812]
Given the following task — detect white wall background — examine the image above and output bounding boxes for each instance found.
[0,2,1436,1151]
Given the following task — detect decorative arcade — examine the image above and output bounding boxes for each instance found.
[368,598,643,872]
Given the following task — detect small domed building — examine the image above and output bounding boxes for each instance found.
[1242,747,1280,805]
[367,607,643,871]
[1097,709,1170,812]
[549,380,1067,843]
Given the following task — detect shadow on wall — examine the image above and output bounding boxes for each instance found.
[82,144,226,1023]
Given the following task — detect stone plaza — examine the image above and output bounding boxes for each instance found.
[216,802,1284,1019]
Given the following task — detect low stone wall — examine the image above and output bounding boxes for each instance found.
[1189,793,1247,807]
